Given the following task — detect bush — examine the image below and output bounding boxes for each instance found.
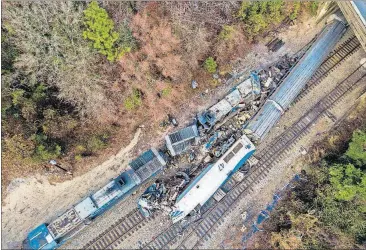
[117,22,138,54]
[124,89,142,110]
[86,135,107,154]
[309,1,319,16]
[346,130,366,167]
[219,25,235,40]
[204,57,217,73]
[266,127,366,248]
[35,144,62,161]
[3,2,115,120]
[161,86,172,97]
[289,2,301,20]
[237,1,285,38]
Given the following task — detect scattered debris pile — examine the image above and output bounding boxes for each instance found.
[138,172,190,217]
[258,55,299,94]
[138,53,302,220]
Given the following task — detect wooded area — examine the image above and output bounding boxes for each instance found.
[1,1,318,187]
[254,121,366,248]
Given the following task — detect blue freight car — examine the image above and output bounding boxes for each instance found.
[23,148,166,250]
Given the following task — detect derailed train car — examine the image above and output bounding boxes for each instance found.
[143,16,347,224]
[23,148,166,250]
[24,15,347,249]
[197,72,261,130]
[170,135,256,223]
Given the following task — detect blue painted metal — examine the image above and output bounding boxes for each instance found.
[129,150,155,171]
[353,0,366,24]
[256,210,270,224]
[90,169,140,218]
[241,173,305,245]
[205,132,219,150]
[23,224,57,250]
[197,111,216,129]
[250,71,261,95]
[25,148,166,249]
[246,19,346,140]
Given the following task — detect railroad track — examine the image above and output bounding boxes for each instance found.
[142,63,366,249]
[83,209,147,249]
[295,35,360,102]
[80,35,362,250]
[183,66,366,250]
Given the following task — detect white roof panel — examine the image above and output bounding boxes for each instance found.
[225,89,242,107]
[171,135,255,223]
[236,78,253,97]
[91,180,123,208]
[74,197,97,220]
[208,99,232,122]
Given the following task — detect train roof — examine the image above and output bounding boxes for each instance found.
[23,224,57,250]
[165,125,199,156]
[246,19,346,141]
[91,170,138,209]
[170,135,255,223]
[47,208,82,240]
[207,99,233,122]
[74,197,98,220]
[129,148,167,181]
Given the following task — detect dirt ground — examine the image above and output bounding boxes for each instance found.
[1,12,334,249]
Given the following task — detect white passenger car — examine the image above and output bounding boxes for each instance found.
[170,135,256,223]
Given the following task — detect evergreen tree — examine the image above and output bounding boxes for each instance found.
[83,1,120,61]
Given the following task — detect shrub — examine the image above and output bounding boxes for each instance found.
[74,154,82,161]
[124,89,142,110]
[117,22,138,54]
[86,135,107,154]
[345,130,366,167]
[219,25,235,40]
[11,89,25,105]
[289,2,301,20]
[237,1,285,38]
[35,144,62,161]
[161,86,172,97]
[309,1,319,16]
[204,57,217,73]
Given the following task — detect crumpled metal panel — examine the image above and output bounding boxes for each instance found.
[236,78,253,97]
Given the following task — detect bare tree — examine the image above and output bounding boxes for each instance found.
[4,2,117,123]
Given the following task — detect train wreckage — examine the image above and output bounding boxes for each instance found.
[24,16,347,250]
[137,16,346,222]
